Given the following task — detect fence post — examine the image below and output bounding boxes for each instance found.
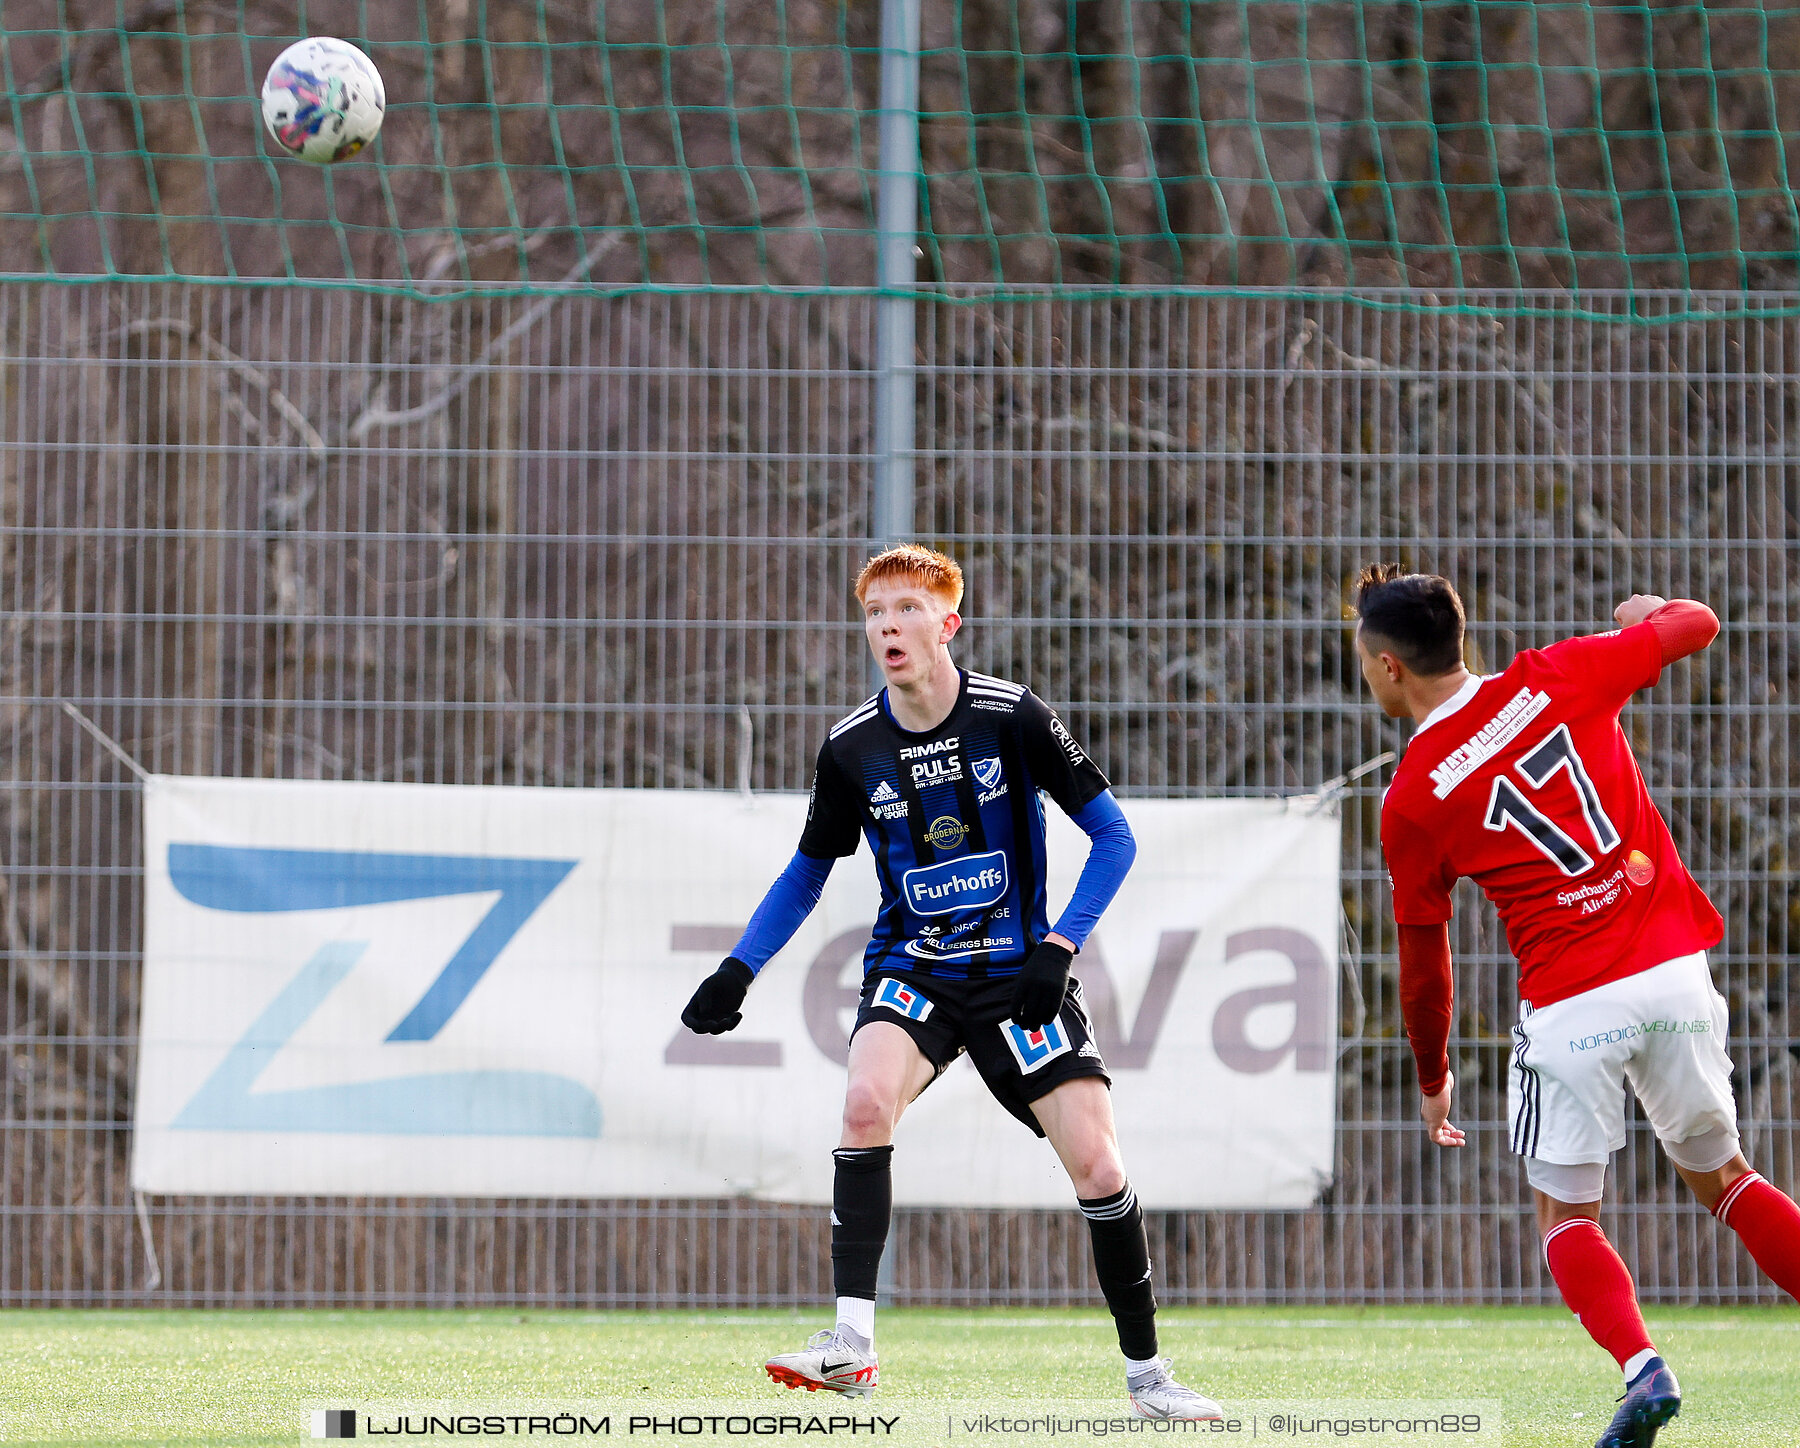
[873,0,920,550]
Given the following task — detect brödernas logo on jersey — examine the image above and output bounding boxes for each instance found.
[924,815,969,849]
[1429,688,1552,798]
[902,851,1009,915]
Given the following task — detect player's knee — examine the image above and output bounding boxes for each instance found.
[840,1079,900,1143]
[1672,1153,1751,1213]
[1069,1147,1126,1199]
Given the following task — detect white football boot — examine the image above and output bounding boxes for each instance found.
[765,1329,880,1398]
[1126,1359,1224,1420]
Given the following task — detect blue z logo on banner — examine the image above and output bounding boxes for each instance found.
[167,844,599,1139]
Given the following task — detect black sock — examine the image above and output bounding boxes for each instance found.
[1080,1182,1158,1361]
[831,1146,894,1301]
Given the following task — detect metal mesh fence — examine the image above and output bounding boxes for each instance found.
[1,283,1794,1305]
[8,1,1800,296]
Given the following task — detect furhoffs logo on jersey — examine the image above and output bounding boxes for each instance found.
[873,977,935,1022]
[1002,1018,1072,1074]
[902,850,1009,915]
[925,815,969,849]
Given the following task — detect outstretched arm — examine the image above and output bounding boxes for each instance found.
[1614,595,1719,665]
[1398,921,1464,1148]
[681,849,835,1034]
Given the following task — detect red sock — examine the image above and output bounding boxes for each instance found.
[1714,1171,1800,1299]
[1542,1218,1655,1368]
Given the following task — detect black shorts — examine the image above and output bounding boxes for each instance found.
[850,967,1111,1137]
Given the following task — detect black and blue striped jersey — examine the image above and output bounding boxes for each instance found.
[798,670,1111,978]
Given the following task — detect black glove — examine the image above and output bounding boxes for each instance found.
[681,957,755,1034]
[1008,941,1074,1031]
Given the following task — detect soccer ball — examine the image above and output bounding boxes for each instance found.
[261,38,385,164]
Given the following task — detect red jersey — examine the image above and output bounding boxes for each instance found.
[1381,621,1722,1008]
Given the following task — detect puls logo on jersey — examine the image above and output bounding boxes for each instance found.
[973,756,1007,804]
[902,850,1009,915]
[868,779,909,820]
[1003,1018,1072,1074]
[911,755,963,785]
[872,977,934,1022]
[902,736,964,785]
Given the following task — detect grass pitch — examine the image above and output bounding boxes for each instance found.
[2,1307,1797,1447]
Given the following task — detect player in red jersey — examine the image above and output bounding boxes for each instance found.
[1353,565,1800,1448]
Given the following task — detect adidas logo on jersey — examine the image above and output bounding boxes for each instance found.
[869,780,899,803]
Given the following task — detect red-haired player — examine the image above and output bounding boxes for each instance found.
[681,545,1220,1419]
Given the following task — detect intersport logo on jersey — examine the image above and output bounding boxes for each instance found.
[135,780,1339,1207]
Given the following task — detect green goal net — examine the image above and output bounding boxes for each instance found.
[3,1,1799,301]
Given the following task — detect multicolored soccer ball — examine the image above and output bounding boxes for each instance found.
[260,38,385,164]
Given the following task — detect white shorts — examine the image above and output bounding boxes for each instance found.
[1508,951,1739,1177]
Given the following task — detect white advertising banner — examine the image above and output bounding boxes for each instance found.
[134,776,1340,1207]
